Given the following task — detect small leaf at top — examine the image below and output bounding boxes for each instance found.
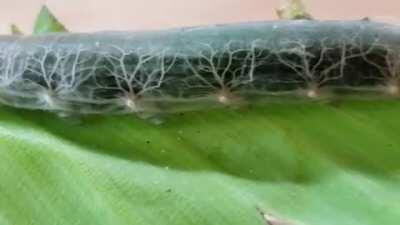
[33,5,68,34]
[10,24,23,35]
[276,0,313,20]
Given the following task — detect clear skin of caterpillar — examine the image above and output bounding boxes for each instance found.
[0,20,400,118]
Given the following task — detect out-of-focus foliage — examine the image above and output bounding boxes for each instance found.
[33,5,67,34]
[10,24,23,35]
[277,0,313,20]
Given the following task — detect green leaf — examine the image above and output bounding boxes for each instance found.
[0,100,399,225]
[33,5,67,35]
[9,24,23,35]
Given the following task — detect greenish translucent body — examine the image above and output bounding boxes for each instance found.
[0,20,399,116]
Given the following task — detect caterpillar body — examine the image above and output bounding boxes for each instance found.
[0,20,400,117]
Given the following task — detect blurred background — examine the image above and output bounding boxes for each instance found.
[0,0,400,33]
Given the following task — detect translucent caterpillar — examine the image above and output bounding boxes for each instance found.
[0,20,400,117]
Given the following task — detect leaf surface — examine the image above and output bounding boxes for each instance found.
[0,100,399,225]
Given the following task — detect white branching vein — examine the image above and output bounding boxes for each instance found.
[23,44,99,109]
[0,46,27,89]
[96,46,177,112]
[359,42,400,95]
[275,38,364,98]
[184,40,270,104]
